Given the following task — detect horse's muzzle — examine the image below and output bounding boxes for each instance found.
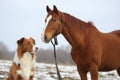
[44,35,50,43]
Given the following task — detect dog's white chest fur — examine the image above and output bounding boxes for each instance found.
[14,52,35,80]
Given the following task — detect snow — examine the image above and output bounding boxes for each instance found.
[0,60,120,80]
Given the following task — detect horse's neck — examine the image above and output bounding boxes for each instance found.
[61,14,86,48]
[61,13,100,48]
[62,26,77,47]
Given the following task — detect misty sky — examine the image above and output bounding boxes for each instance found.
[0,0,120,51]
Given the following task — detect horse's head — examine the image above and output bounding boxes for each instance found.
[41,5,63,43]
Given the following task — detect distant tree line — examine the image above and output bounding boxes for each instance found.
[0,41,75,65]
[0,41,14,60]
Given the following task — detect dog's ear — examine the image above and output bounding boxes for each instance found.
[17,37,25,45]
[30,37,35,44]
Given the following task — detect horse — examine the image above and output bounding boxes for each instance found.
[41,5,120,80]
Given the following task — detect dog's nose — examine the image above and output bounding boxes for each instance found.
[36,47,38,51]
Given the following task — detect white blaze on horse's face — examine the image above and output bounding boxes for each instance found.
[41,15,52,42]
[45,15,52,28]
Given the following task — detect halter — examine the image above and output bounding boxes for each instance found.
[53,16,62,38]
[52,16,62,45]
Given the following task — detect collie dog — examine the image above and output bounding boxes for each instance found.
[6,37,38,80]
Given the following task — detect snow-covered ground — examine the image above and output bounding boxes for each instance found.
[0,60,120,80]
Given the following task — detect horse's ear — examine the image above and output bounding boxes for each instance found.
[46,5,51,13]
[53,5,58,14]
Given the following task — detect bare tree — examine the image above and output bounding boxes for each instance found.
[0,41,10,60]
[36,45,75,65]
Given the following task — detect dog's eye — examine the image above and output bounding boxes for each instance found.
[28,42,31,45]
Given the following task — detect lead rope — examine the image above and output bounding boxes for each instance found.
[51,37,62,80]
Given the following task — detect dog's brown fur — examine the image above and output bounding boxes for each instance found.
[6,37,37,80]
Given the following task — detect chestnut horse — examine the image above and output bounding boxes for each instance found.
[41,5,120,80]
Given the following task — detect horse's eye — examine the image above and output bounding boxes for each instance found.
[53,19,56,22]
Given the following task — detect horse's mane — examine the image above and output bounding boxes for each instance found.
[62,12,98,31]
[111,30,120,38]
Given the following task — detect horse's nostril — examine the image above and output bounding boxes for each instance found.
[44,35,48,42]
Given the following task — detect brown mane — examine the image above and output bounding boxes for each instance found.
[62,12,99,32]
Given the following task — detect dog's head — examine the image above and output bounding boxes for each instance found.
[17,37,38,54]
